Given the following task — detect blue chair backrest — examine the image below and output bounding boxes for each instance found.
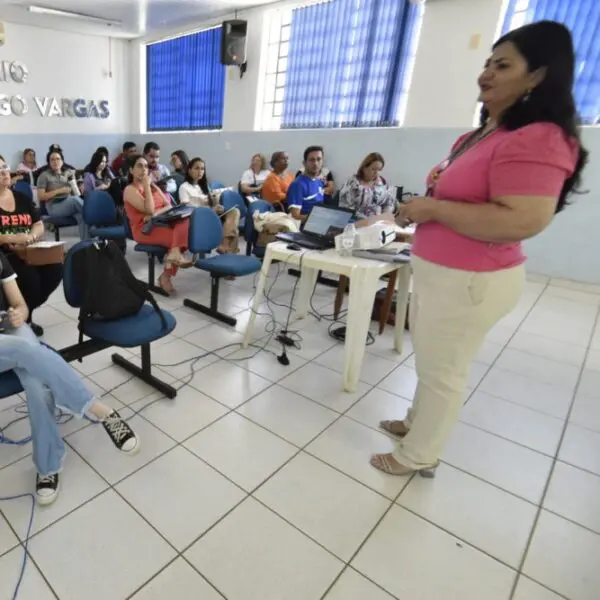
[188,207,223,254]
[63,240,96,308]
[221,190,247,217]
[209,181,225,190]
[83,190,117,226]
[13,180,33,201]
[123,212,134,240]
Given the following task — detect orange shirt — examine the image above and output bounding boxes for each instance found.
[124,184,169,238]
[261,171,294,205]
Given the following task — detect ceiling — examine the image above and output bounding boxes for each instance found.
[0,0,280,39]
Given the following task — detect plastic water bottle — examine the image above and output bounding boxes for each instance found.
[339,223,356,257]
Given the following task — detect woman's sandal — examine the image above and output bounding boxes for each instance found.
[370,453,439,478]
[158,272,175,294]
[379,420,410,438]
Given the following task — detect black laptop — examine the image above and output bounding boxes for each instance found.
[276,204,354,250]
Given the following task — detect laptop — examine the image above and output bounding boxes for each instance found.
[276,204,354,250]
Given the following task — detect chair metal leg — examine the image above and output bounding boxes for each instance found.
[111,345,177,399]
[183,276,237,327]
[54,228,60,242]
[137,253,169,297]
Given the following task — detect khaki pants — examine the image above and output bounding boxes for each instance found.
[393,256,525,468]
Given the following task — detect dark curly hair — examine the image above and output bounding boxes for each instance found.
[480,21,588,213]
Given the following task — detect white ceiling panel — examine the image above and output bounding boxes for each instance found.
[0,0,280,39]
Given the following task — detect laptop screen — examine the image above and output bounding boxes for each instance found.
[303,205,353,238]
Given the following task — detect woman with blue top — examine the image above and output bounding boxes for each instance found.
[83,150,114,196]
[0,250,139,504]
[339,152,396,220]
[287,146,326,224]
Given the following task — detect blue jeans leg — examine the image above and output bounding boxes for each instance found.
[46,195,89,241]
[1,324,96,475]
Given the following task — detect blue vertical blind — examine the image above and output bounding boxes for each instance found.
[281,0,423,129]
[147,27,225,131]
[501,0,600,124]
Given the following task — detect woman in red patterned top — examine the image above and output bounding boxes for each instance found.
[123,155,191,294]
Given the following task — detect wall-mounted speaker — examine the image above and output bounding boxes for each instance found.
[221,20,247,65]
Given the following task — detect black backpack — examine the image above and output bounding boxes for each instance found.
[72,240,167,340]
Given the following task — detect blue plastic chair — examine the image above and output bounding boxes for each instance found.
[209,180,225,191]
[123,213,169,297]
[63,241,178,398]
[83,190,126,240]
[183,207,261,327]
[245,199,274,258]
[13,179,33,200]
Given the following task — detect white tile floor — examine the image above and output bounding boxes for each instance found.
[1,240,600,599]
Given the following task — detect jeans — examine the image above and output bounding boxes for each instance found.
[0,324,95,475]
[46,195,90,241]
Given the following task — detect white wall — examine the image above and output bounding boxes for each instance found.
[0,22,130,165]
[129,0,600,284]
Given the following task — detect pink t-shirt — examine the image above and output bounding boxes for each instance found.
[412,123,579,272]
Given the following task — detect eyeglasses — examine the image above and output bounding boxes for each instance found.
[0,166,10,173]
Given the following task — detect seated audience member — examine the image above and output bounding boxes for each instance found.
[261,151,293,209]
[287,146,326,223]
[32,144,75,185]
[83,150,113,196]
[124,154,192,293]
[339,152,395,219]
[0,253,139,504]
[37,150,89,241]
[179,157,240,254]
[144,142,176,195]
[240,153,270,198]
[89,147,116,178]
[16,148,37,185]
[112,141,137,177]
[295,154,335,201]
[170,150,189,175]
[0,156,62,336]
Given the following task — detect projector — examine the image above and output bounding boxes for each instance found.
[334,222,397,252]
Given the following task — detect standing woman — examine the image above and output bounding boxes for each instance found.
[124,154,192,294]
[0,156,63,337]
[339,152,396,219]
[371,21,587,476]
[179,157,240,253]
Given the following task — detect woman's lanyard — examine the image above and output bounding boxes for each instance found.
[426,125,497,196]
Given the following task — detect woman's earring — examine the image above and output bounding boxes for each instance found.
[522,89,532,103]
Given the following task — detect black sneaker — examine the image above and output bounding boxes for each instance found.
[102,410,140,454]
[30,322,44,337]
[36,473,59,506]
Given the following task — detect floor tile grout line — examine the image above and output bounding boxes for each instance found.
[507,300,600,600]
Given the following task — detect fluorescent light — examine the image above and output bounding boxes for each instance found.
[28,5,122,27]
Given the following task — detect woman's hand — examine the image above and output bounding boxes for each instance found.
[97,183,110,191]
[8,307,26,329]
[7,233,34,246]
[214,205,224,215]
[398,196,438,224]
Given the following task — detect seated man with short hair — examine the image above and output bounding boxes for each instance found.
[143,141,176,196]
[286,146,326,224]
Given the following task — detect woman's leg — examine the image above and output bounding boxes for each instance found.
[46,196,89,241]
[372,257,524,473]
[221,209,240,253]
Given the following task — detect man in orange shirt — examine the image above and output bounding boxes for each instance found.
[261,151,293,210]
